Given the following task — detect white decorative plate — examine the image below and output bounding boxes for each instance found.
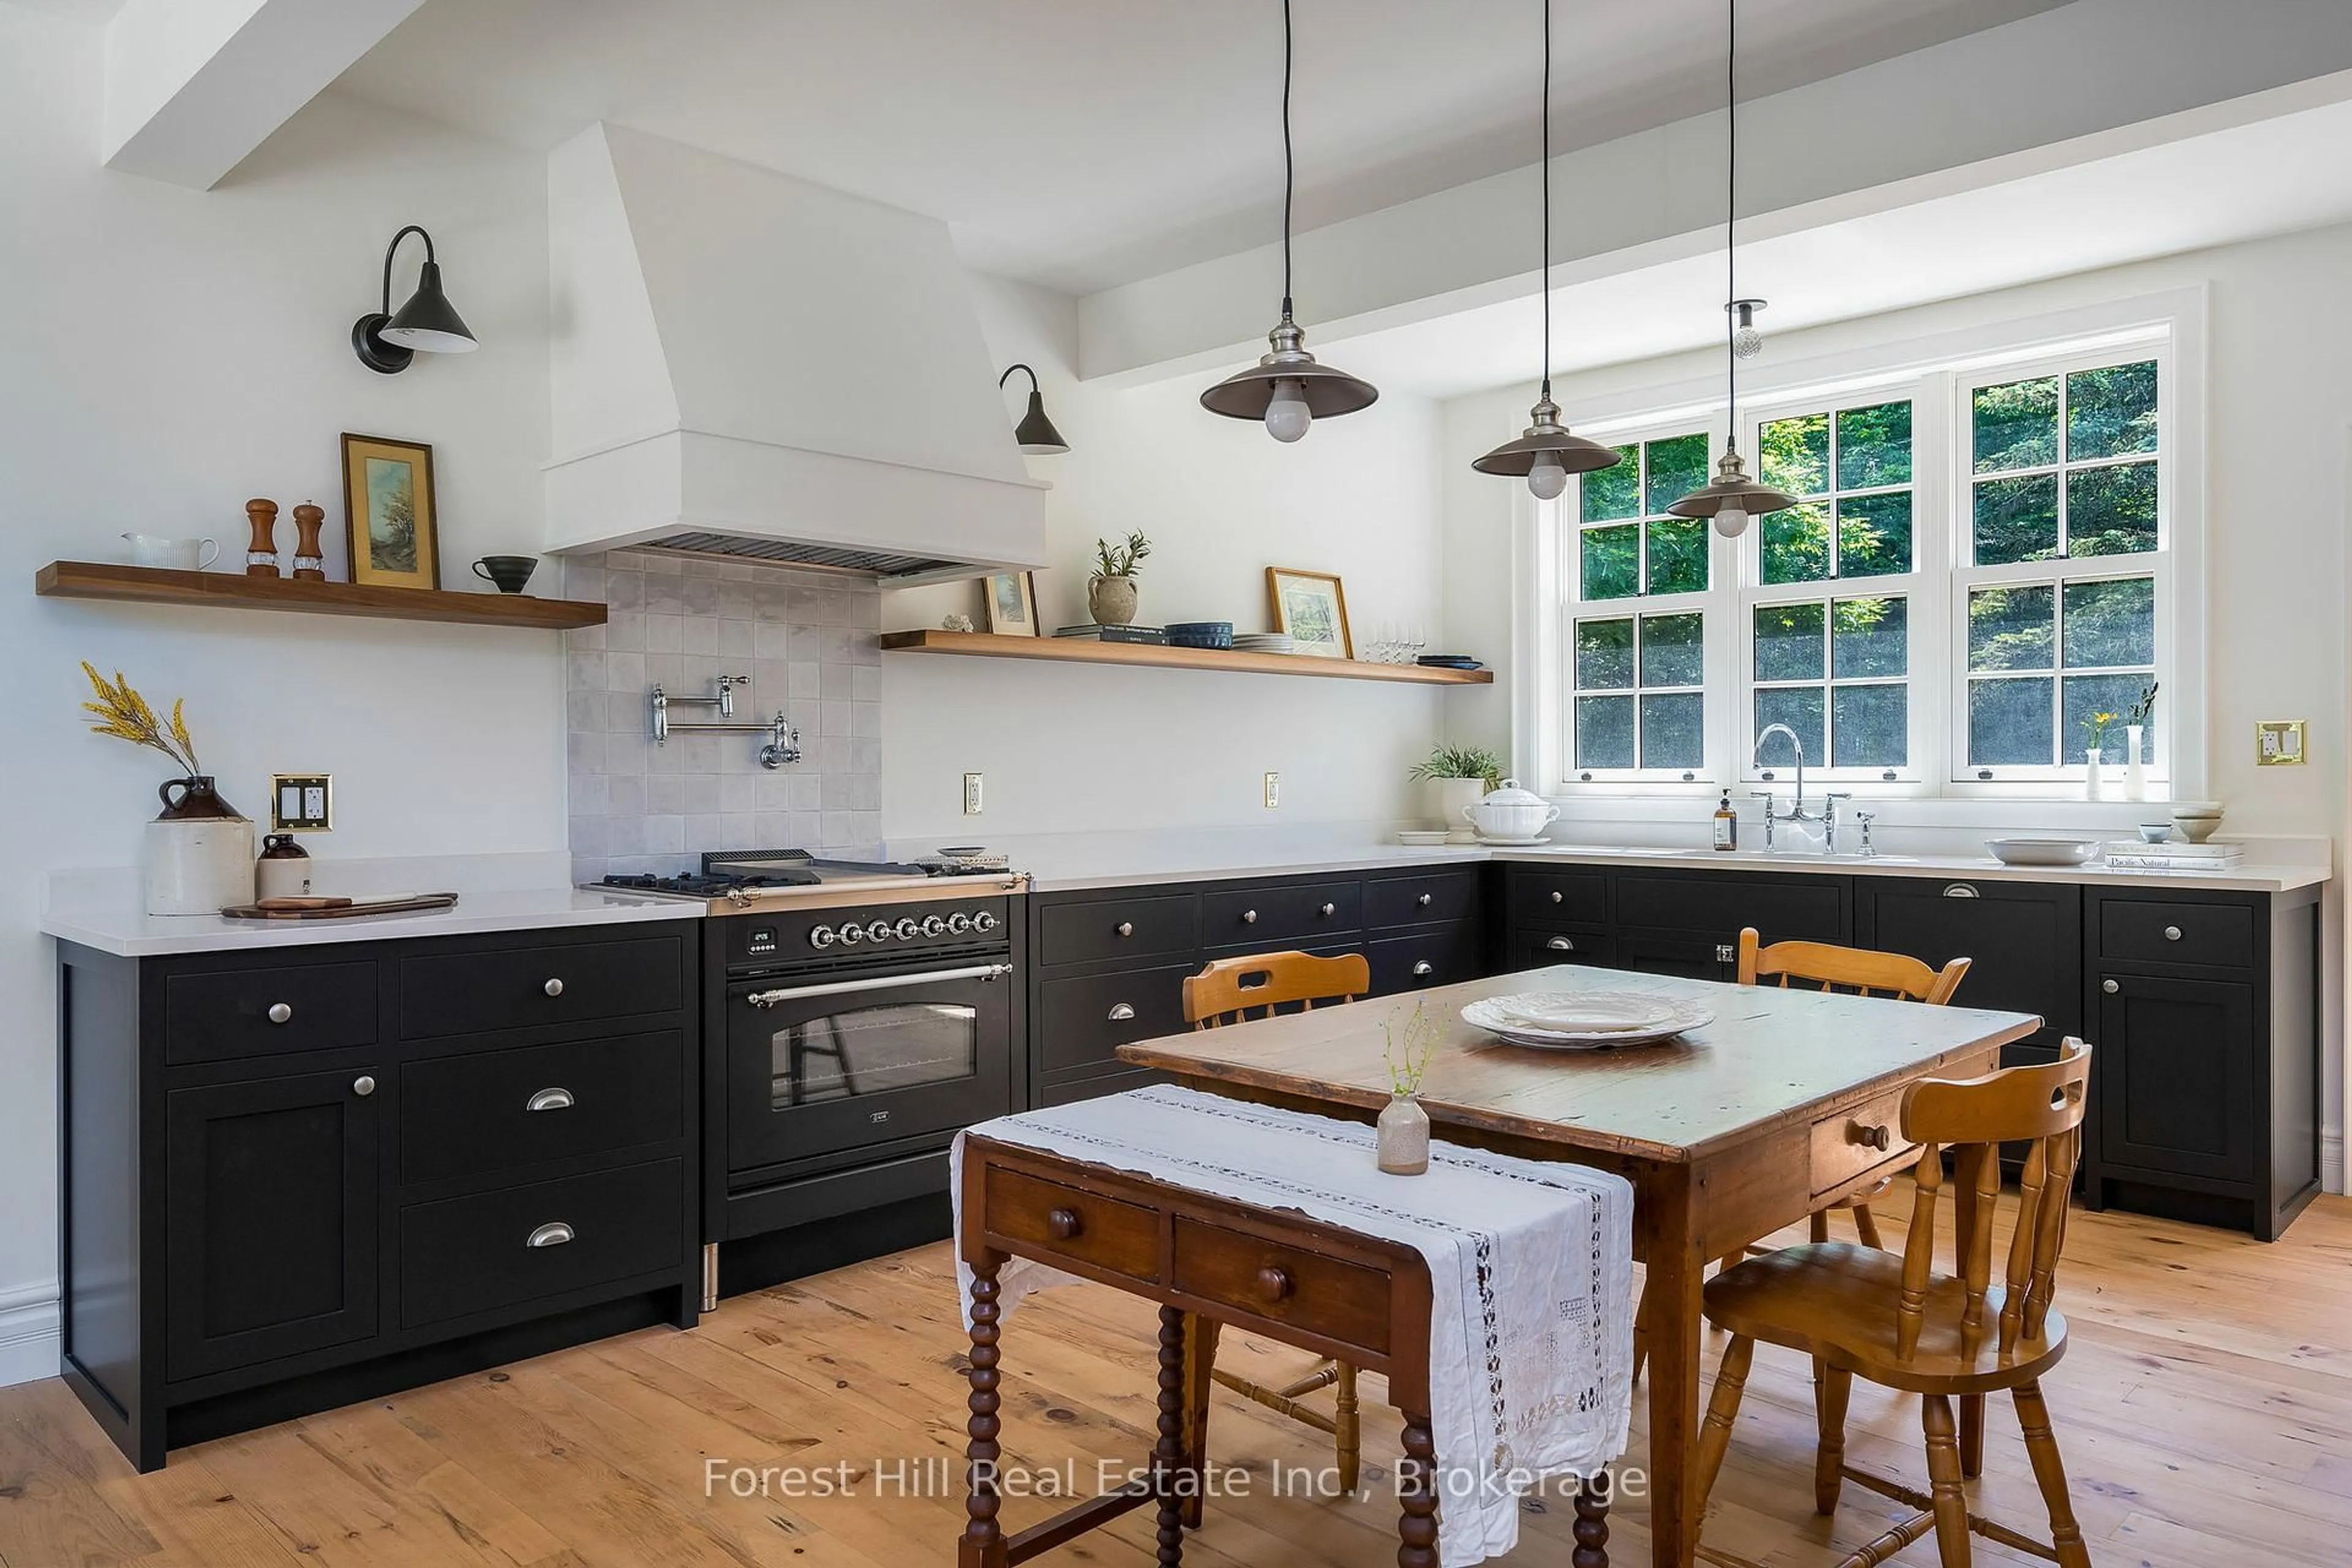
[1476,834,1551,847]
[1461,990,1714,1049]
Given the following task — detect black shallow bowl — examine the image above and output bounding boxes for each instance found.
[1165,620,1234,649]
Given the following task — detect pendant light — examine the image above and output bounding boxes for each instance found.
[1472,0,1621,500]
[998,364,1070,455]
[1667,0,1797,537]
[1199,0,1376,442]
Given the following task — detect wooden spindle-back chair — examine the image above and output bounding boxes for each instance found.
[1692,1039,2095,1568]
[1178,950,1372,1507]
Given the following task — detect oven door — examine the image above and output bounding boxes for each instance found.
[726,958,1015,1178]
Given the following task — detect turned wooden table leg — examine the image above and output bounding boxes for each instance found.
[1178,1313,1220,1531]
[1153,1305,1188,1567]
[1396,1413,1440,1568]
[961,1261,1008,1568]
[1574,1472,1613,1568]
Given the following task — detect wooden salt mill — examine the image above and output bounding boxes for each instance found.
[244,499,280,578]
[290,502,326,581]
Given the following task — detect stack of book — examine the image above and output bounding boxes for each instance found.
[1054,624,1165,644]
[2101,839,2244,872]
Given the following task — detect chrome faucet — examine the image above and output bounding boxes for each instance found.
[1752,723,1813,827]
[1822,792,1853,855]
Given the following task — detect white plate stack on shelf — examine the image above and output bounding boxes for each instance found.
[2102,837,2244,872]
[1233,632,1295,654]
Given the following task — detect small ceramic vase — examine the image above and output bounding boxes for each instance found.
[2124,725,2147,802]
[1433,777,1486,845]
[2083,750,2105,802]
[1377,1094,1431,1176]
[256,833,313,900]
[1088,574,1139,627]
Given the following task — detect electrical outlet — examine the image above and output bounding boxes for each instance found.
[1263,771,1280,809]
[962,772,984,814]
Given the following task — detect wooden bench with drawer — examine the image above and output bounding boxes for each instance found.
[956,1136,1612,1567]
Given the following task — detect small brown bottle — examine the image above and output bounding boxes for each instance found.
[1712,790,1738,851]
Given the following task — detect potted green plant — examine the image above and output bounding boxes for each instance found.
[1408,744,1502,843]
[1088,531,1152,627]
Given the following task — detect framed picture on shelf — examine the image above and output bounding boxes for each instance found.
[339,433,440,590]
[1265,566,1352,659]
[984,570,1041,636]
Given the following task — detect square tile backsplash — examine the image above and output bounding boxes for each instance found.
[562,549,882,881]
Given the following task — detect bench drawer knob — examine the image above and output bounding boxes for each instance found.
[1256,1265,1294,1303]
[1848,1121,1891,1151]
[1047,1208,1084,1241]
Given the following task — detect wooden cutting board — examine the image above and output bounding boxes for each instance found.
[220,893,460,921]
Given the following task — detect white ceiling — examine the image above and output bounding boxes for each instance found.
[331,0,2068,294]
[4,0,124,19]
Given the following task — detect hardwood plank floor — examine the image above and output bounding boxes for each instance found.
[2,1189,2347,1567]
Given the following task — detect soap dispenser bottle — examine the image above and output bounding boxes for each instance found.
[1713,790,1738,851]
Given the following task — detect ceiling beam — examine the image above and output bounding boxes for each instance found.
[1077,0,2352,386]
[102,0,425,189]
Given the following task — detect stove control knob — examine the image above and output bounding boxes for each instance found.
[973,910,1000,933]
[810,925,837,949]
[864,920,894,944]
[837,922,864,946]
[921,915,947,938]
[894,918,921,941]
[948,913,974,935]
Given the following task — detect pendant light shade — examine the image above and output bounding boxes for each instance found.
[1665,0,1793,535]
[998,364,1070,455]
[352,225,476,374]
[1199,0,1376,440]
[1474,0,1621,497]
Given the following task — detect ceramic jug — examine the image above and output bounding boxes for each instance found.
[145,777,255,915]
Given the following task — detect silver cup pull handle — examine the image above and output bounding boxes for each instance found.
[527,1221,575,1248]
[1107,1003,1136,1021]
[1547,936,1576,952]
[527,1087,575,1113]
[1412,960,1434,976]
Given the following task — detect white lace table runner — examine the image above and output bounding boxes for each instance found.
[951,1085,1634,1567]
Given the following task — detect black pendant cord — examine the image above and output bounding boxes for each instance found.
[1724,0,1738,443]
[1280,0,1295,320]
[1539,0,1551,403]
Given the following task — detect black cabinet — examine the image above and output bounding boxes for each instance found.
[164,1068,380,1381]
[1855,876,2080,1049]
[2094,974,2257,1185]
[58,921,702,1471]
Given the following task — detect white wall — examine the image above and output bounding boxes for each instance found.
[881,276,1454,840]
[0,9,560,1379]
[1441,221,2352,1185]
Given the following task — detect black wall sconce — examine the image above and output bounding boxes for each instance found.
[352,225,477,374]
[998,364,1069,454]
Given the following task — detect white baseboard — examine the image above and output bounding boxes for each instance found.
[0,1282,59,1390]
[2324,1131,2345,1196]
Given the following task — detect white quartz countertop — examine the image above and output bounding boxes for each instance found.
[42,886,704,958]
[1012,840,2328,896]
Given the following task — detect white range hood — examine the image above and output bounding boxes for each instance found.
[543,124,1048,583]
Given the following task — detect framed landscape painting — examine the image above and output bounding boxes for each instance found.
[1265,566,1352,659]
[340,433,440,589]
[984,570,1040,636]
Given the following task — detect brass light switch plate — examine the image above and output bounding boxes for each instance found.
[270,774,333,831]
[2255,721,2307,767]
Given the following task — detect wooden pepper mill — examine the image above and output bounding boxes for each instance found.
[290,502,326,581]
[244,499,280,578]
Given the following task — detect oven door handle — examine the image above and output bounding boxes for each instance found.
[744,963,1014,1008]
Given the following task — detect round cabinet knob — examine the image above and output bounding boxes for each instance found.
[810,925,837,949]
[974,910,1000,932]
[1319,902,1336,918]
[1550,890,1564,904]
[948,913,974,935]
[1848,1121,1892,1151]
[921,915,946,938]
[543,978,565,998]
[1242,909,1259,924]
[2103,978,2120,994]
[1547,936,1576,952]
[1115,921,1134,938]
[894,918,921,941]
[864,921,892,944]
[1412,960,1434,976]
[1047,1207,1084,1242]
[352,1075,375,1097]
[1254,1265,1294,1303]
[837,922,864,946]
[266,1002,293,1025]
[1416,892,1433,908]
[2164,925,2183,942]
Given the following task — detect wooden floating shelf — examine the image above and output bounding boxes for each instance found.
[34,561,606,631]
[876,628,1493,685]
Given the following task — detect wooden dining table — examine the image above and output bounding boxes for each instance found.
[1116,963,2040,1568]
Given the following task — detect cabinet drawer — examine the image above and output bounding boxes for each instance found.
[1171,1216,1392,1355]
[984,1167,1161,1282]
[397,1157,683,1327]
[398,935,684,1040]
[1507,869,1608,927]
[2098,900,2255,970]
[1200,881,1362,946]
[1037,963,1197,1075]
[1508,929,1616,971]
[1365,870,1479,930]
[1038,892,1199,967]
[1368,928,1482,995]
[1811,1088,1916,1200]
[399,1030,686,1186]
[1617,872,1844,942]
[164,962,378,1066]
